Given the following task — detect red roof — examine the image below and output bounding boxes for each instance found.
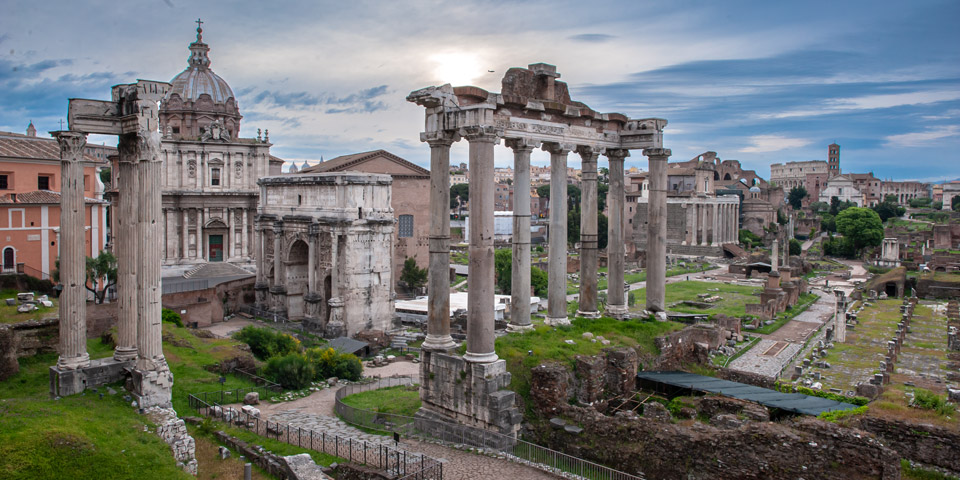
[0,131,101,163]
[0,190,107,205]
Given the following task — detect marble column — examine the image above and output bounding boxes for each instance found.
[114,136,139,362]
[772,239,779,271]
[710,203,718,246]
[718,204,725,244]
[645,148,671,312]
[698,204,706,246]
[690,203,698,246]
[273,221,284,285]
[422,132,458,351]
[195,209,203,259]
[181,209,188,260]
[228,208,235,260]
[307,230,317,293]
[544,142,573,326]
[327,231,344,336]
[53,131,90,370]
[577,145,601,319]
[507,138,536,332]
[605,149,629,318]
[241,208,249,258]
[135,130,167,370]
[463,126,500,362]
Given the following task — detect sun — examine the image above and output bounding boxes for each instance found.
[430,52,485,87]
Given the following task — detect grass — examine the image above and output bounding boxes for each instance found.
[192,420,344,467]
[189,425,274,480]
[495,316,683,413]
[0,348,193,480]
[747,292,820,335]
[570,263,713,295]
[627,281,762,318]
[901,459,959,480]
[0,288,58,324]
[340,384,421,417]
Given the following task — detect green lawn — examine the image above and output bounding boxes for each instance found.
[0,289,58,324]
[746,292,820,335]
[627,281,762,318]
[340,384,421,417]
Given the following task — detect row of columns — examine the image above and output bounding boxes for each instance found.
[53,130,168,378]
[684,201,740,246]
[419,128,671,363]
[169,207,252,261]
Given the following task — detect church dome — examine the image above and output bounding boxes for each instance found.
[166,24,235,105]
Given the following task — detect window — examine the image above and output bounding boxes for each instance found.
[0,174,8,189]
[2,247,13,271]
[398,214,414,238]
[38,175,51,190]
[211,168,221,186]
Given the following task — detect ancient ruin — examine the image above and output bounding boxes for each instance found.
[253,172,395,337]
[407,63,668,438]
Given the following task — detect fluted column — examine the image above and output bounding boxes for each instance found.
[645,148,671,312]
[718,204,725,244]
[135,130,167,371]
[507,138,537,332]
[422,131,458,351]
[307,229,317,293]
[53,131,90,370]
[114,136,139,362]
[544,142,573,326]
[605,149,629,318]
[241,208,249,258]
[577,145,601,319]
[227,208,235,260]
[690,203,698,246]
[463,126,500,363]
[273,221,284,285]
[195,209,203,259]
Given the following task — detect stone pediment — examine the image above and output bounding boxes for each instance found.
[301,150,429,179]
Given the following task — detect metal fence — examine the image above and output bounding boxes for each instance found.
[335,376,644,480]
[188,392,442,479]
[236,305,303,332]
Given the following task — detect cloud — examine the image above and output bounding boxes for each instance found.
[245,85,389,113]
[568,34,615,43]
[884,126,960,147]
[740,135,811,153]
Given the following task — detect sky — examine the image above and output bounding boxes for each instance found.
[1,0,958,182]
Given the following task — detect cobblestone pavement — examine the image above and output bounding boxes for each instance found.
[728,338,802,377]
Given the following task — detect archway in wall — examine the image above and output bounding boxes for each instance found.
[724,173,731,180]
[2,247,13,272]
[885,282,898,298]
[286,239,309,319]
[323,274,332,326]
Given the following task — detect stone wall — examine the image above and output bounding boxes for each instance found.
[852,416,960,475]
[162,289,221,328]
[652,324,725,370]
[147,407,198,475]
[209,428,333,480]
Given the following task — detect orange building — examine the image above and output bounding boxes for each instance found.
[0,125,109,279]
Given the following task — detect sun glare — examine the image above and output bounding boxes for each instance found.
[430,52,484,87]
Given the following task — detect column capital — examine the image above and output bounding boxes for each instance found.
[605,148,630,161]
[118,130,162,163]
[504,137,539,153]
[541,142,575,155]
[420,130,460,146]
[642,148,672,159]
[575,145,603,162]
[460,125,502,143]
[52,131,87,162]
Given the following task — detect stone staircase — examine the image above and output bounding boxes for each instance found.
[390,332,418,350]
[183,262,254,279]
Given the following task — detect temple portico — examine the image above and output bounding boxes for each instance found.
[407,63,668,442]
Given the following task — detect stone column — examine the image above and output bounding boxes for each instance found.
[772,239,779,271]
[690,203,698,246]
[181,209,188,260]
[718,204,725,244]
[195,209,203,259]
[463,126,500,362]
[577,145,601,319]
[422,132,458,351]
[327,231,344,337]
[228,208,235,260]
[272,221,284,285]
[507,138,536,332]
[710,203,718,246]
[307,229,317,293]
[605,149,629,318]
[644,148,671,312]
[114,135,139,362]
[241,208,249,258]
[544,142,573,326]
[53,131,90,370]
[133,129,173,408]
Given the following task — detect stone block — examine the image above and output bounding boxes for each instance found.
[49,357,133,397]
[643,401,671,422]
[244,391,260,405]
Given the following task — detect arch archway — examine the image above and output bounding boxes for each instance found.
[285,239,309,319]
[2,247,14,272]
[723,173,732,181]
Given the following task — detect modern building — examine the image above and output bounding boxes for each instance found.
[0,127,108,278]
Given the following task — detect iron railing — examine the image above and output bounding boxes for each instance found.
[188,392,442,479]
[335,376,644,480]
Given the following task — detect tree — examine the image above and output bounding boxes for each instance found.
[820,213,837,233]
[597,182,609,213]
[597,212,608,250]
[399,257,427,289]
[739,229,762,248]
[789,238,802,256]
[836,207,883,254]
[810,201,829,213]
[909,197,932,208]
[777,209,788,225]
[85,251,117,304]
[872,196,905,222]
[788,186,808,210]
[98,167,111,187]
[531,265,548,297]
[494,249,512,294]
[450,183,469,209]
[568,207,580,246]
[953,195,960,212]
[536,184,550,200]
[933,201,943,210]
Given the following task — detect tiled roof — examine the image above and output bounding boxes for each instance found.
[0,131,101,163]
[0,190,107,205]
[301,150,430,177]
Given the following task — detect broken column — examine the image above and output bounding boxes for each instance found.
[53,131,91,371]
[645,148,671,312]
[771,239,779,271]
[114,136,139,362]
[545,142,572,326]
[463,126,500,362]
[132,129,174,408]
[577,146,601,318]
[508,138,536,332]
[423,131,458,349]
[605,149,629,318]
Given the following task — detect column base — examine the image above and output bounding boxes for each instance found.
[545,316,570,326]
[113,346,138,362]
[506,323,534,333]
[422,334,457,352]
[576,309,601,319]
[605,304,629,319]
[56,352,91,371]
[50,357,134,397]
[463,350,499,363]
[131,358,174,409]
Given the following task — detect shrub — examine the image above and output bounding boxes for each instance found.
[818,405,868,423]
[304,347,363,381]
[234,326,301,360]
[263,353,315,389]
[161,308,183,327]
[789,238,802,256]
[775,381,869,406]
[912,389,955,416]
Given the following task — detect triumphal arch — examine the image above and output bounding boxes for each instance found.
[408,63,670,440]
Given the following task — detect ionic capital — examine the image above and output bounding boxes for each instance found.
[460,125,502,144]
[504,137,540,153]
[541,142,575,155]
[642,148,672,160]
[605,148,630,162]
[52,131,87,162]
[420,130,460,147]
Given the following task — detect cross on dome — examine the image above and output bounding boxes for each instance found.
[195,18,203,41]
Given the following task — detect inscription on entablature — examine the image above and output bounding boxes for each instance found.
[495,118,566,136]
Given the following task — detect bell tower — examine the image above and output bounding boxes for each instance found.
[828,143,840,178]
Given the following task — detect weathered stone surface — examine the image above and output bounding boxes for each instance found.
[244,391,260,405]
[147,406,198,475]
[642,402,672,422]
[853,416,960,475]
[697,396,770,422]
[574,355,605,404]
[709,413,743,429]
[0,325,19,381]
